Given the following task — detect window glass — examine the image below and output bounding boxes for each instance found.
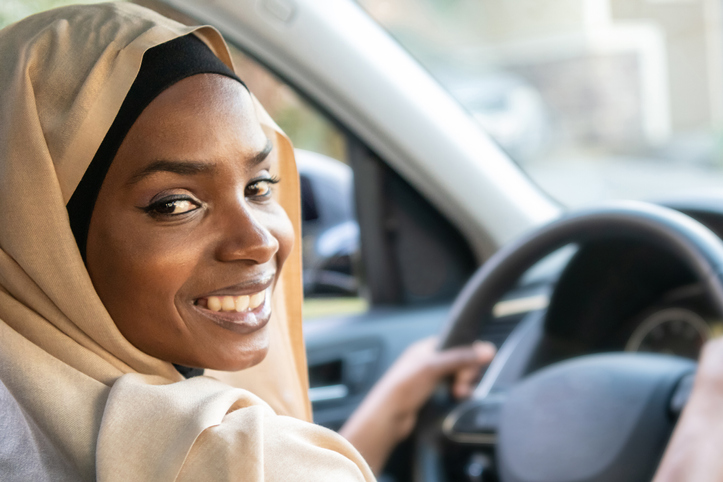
[359,0,723,207]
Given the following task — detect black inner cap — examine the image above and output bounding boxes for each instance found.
[67,34,245,259]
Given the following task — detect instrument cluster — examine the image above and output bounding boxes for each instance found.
[623,286,722,360]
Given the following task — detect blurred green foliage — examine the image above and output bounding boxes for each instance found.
[0,0,109,29]
[275,105,347,164]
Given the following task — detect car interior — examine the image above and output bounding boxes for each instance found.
[133,1,723,481]
[4,0,723,481]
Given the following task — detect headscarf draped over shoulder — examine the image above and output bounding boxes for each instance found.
[0,3,374,481]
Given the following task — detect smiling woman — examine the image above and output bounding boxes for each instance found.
[0,4,371,480]
[0,2,495,480]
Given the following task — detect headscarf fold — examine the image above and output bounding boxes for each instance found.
[0,3,374,480]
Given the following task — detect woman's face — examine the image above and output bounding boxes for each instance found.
[86,74,294,371]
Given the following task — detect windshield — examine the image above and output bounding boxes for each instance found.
[358,0,723,207]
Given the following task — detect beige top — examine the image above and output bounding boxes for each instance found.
[0,3,374,481]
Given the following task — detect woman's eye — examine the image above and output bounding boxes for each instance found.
[145,197,200,217]
[246,177,279,198]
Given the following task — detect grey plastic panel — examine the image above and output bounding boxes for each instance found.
[304,305,450,428]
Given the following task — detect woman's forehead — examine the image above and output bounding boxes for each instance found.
[115,75,271,175]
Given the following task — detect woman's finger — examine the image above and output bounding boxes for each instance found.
[427,341,496,378]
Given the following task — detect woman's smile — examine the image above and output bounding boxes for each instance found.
[191,276,274,334]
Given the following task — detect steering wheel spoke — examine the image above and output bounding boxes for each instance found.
[442,394,504,445]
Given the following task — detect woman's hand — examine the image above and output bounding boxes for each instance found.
[653,337,723,481]
[339,337,496,474]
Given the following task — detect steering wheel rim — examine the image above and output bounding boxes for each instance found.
[440,200,723,350]
[416,201,723,482]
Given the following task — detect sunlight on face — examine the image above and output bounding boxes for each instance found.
[86,74,294,371]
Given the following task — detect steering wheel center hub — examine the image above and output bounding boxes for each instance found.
[497,353,694,482]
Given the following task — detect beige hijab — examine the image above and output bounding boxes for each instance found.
[0,3,374,480]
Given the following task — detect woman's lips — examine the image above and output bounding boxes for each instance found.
[191,288,271,334]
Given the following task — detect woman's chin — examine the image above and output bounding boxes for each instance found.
[193,328,271,372]
[213,345,270,372]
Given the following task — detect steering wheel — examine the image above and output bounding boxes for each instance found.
[414,201,723,482]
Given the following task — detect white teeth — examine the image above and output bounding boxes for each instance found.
[222,296,236,312]
[249,291,265,309]
[207,296,222,312]
[235,295,249,311]
[204,291,265,313]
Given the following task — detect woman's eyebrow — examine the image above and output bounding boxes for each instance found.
[250,138,273,166]
[127,138,273,185]
[127,160,216,185]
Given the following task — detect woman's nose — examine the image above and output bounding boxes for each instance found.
[214,203,279,264]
